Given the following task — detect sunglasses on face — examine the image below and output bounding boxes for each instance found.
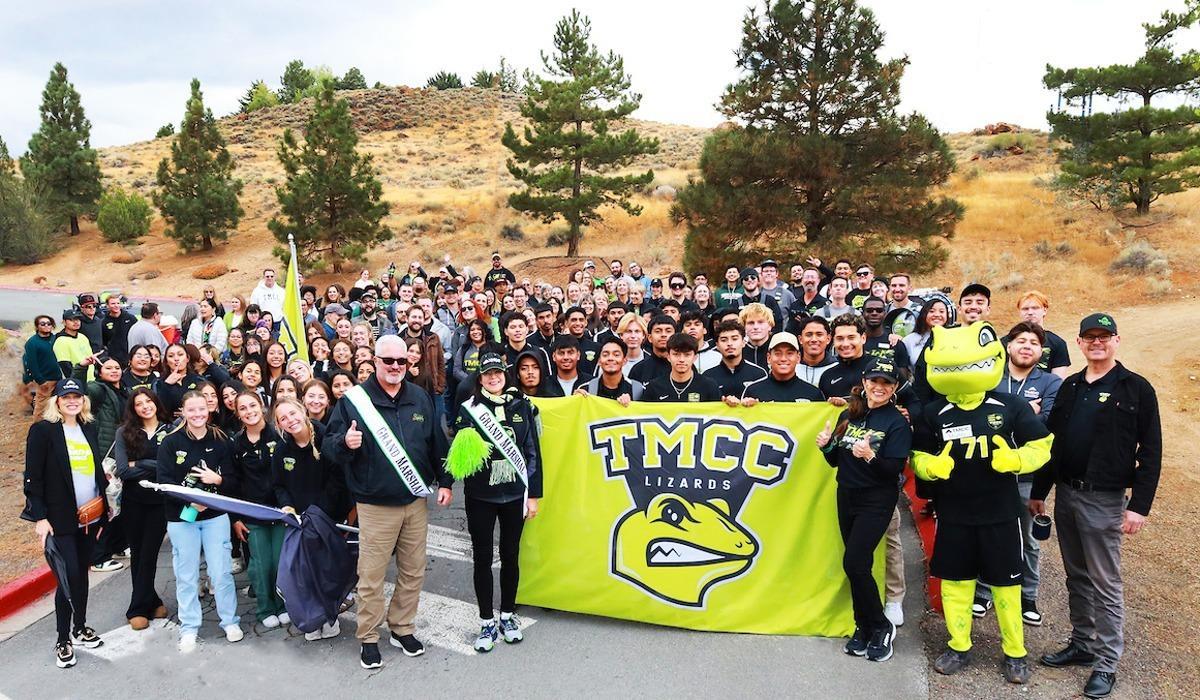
[856,271,871,276]
[37,321,54,327]
[377,356,408,366]
[670,283,686,289]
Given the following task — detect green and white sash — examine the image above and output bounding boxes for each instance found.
[464,398,529,511]
[344,385,433,498]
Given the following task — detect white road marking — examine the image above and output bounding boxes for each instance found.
[84,619,177,661]
[427,524,498,568]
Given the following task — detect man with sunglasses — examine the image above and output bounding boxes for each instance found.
[1030,313,1161,700]
[75,293,104,352]
[325,335,452,670]
[847,265,876,310]
[23,314,62,418]
[861,297,910,371]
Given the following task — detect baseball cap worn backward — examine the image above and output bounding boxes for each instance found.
[54,378,84,397]
[77,293,97,305]
[959,282,991,300]
[1079,312,1118,335]
[768,331,800,351]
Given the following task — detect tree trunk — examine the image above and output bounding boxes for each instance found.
[568,120,583,258]
[69,215,80,236]
[202,232,213,251]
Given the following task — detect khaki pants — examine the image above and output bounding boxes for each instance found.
[355,500,428,643]
[884,506,905,603]
[32,380,57,421]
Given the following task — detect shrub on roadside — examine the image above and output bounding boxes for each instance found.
[1110,239,1168,273]
[97,187,153,244]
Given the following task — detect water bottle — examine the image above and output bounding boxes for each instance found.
[179,461,202,522]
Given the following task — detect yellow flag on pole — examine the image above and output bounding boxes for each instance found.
[279,235,309,362]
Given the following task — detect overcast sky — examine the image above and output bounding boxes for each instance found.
[1,0,1194,153]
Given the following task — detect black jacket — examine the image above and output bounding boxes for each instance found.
[102,309,138,365]
[1032,362,1161,515]
[113,423,170,505]
[23,420,108,534]
[452,394,543,503]
[323,376,450,506]
[156,426,237,522]
[273,422,348,519]
[230,425,281,521]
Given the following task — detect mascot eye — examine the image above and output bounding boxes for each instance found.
[977,326,997,347]
[656,499,697,528]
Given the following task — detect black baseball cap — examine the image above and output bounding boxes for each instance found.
[479,353,505,373]
[442,284,459,294]
[863,357,900,383]
[77,293,98,305]
[740,267,759,280]
[760,259,778,269]
[959,282,991,300]
[1079,312,1118,335]
[62,307,83,321]
[54,377,84,397]
[650,278,663,288]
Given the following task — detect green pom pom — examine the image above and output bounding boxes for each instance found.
[446,427,491,480]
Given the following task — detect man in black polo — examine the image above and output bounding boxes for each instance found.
[543,335,584,397]
[639,333,721,403]
[819,314,874,404]
[788,267,827,321]
[703,320,766,401]
[563,306,599,377]
[1031,313,1161,700]
[629,315,676,383]
[739,332,824,403]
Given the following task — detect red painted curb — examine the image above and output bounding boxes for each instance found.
[0,565,56,621]
[903,468,942,613]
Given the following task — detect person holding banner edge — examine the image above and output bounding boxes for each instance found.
[445,352,543,652]
[322,334,452,670]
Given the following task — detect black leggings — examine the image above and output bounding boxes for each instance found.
[121,499,166,619]
[50,528,95,643]
[837,485,898,634]
[465,497,525,620]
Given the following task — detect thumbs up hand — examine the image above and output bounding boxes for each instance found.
[815,419,833,448]
[345,420,363,450]
[990,435,1021,474]
[926,442,957,481]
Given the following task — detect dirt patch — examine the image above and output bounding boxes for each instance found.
[0,345,43,585]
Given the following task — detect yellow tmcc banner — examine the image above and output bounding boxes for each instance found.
[518,395,881,636]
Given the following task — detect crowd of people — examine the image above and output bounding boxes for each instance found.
[20,251,1159,698]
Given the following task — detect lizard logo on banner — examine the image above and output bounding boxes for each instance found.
[589,416,796,607]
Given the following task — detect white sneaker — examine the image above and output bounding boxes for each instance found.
[114,547,132,560]
[224,624,244,643]
[322,620,341,639]
[499,614,523,643]
[884,601,905,628]
[262,615,280,629]
[304,629,322,642]
[278,612,291,626]
[179,633,198,653]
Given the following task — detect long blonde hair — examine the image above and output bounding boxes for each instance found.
[272,397,320,461]
[42,393,94,424]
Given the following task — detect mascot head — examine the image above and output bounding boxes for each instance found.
[924,322,1005,398]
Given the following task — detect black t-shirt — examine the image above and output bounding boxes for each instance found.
[702,360,767,397]
[484,266,516,287]
[830,404,912,489]
[1041,331,1070,372]
[863,332,910,368]
[641,374,722,403]
[1063,367,1118,474]
[791,294,827,318]
[742,374,824,402]
[575,337,600,378]
[913,391,1049,524]
[593,377,635,400]
[819,354,874,399]
[629,354,671,383]
[846,289,874,310]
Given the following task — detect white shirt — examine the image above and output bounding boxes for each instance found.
[250,282,286,318]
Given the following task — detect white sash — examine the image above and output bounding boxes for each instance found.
[464,399,529,511]
[344,385,433,498]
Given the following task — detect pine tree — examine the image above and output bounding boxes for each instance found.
[1045,2,1200,215]
[239,80,279,113]
[21,62,103,236]
[671,0,961,275]
[269,83,391,272]
[153,79,243,252]
[0,135,13,177]
[472,70,499,88]
[426,71,463,90]
[337,67,368,90]
[278,60,314,103]
[501,10,659,257]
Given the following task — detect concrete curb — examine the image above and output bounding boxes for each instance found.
[0,565,55,621]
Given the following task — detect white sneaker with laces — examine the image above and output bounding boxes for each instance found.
[322,620,341,639]
[262,615,280,629]
[179,633,198,653]
[474,620,498,653]
[278,612,291,626]
[499,613,523,643]
[884,601,905,627]
[224,624,244,643]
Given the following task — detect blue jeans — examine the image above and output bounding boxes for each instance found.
[167,514,240,634]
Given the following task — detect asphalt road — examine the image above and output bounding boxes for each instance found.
[0,486,929,699]
[0,288,189,330]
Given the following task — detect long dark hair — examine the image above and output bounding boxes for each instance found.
[464,318,493,345]
[120,387,166,457]
[914,299,950,336]
[833,386,869,443]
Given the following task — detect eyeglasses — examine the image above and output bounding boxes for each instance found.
[1080,334,1114,344]
[377,356,408,366]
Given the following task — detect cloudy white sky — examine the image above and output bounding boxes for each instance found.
[1,0,1194,153]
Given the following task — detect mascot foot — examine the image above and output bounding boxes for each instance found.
[1003,655,1031,684]
[934,648,971,675]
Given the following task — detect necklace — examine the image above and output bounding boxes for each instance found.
[669,376,693,398]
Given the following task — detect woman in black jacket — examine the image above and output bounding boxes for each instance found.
[228,391,287,629]
[22,378,107,668]
[112,387,170,630]
[816,359,911,663]
[155,343,205,416]
[447,353,543,653]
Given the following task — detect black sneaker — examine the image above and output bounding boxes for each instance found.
[54,641,75,669]
[843,627,868,656]
[71,627,103,649]
[389,632,425,657]
[934,648,971,675]
[971,596,992,618]
[1021,598,1042,626]
[1040,641,1096,668]
[865,621,895,662]
[1003,655,1031,684]
[359,643,382,669]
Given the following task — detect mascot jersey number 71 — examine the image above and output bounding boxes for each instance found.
[910,322,1053,679]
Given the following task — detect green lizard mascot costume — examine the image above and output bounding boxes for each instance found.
[910,322,1053,684]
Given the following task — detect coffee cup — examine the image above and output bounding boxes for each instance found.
[1032,513,1052,541]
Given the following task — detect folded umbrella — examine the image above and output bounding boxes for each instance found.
[43,537,75,615]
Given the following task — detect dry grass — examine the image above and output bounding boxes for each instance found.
[192,263,230,280]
